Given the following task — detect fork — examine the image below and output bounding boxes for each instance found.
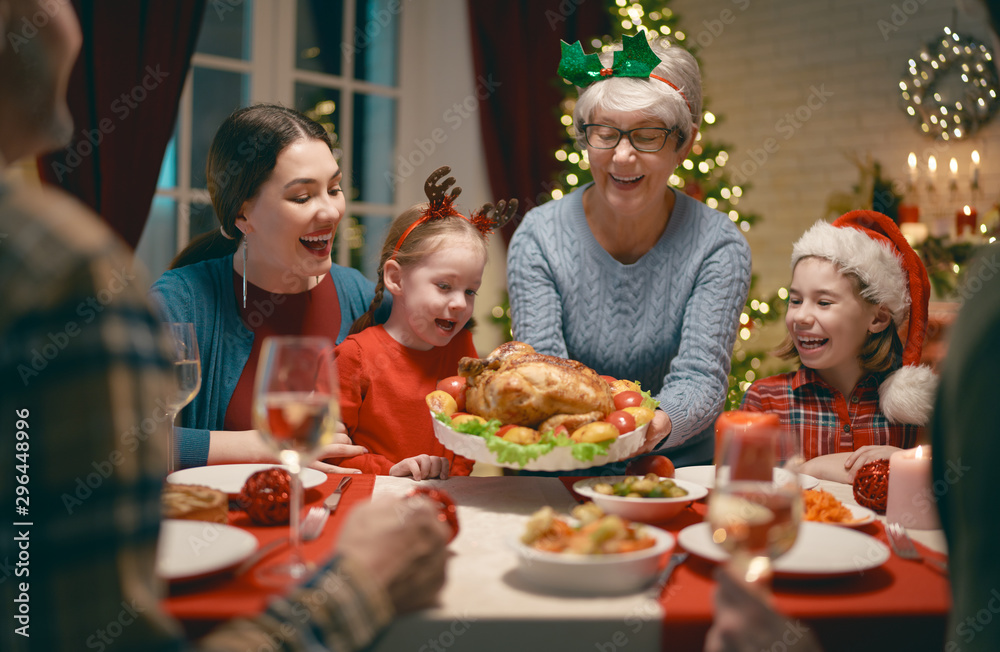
[234,506,329,576]
[885,521,948,574]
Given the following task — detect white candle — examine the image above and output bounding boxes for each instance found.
[927,156,937,191]
[971,150,980,189]
[907,152,918,185]
[885,446,941,530]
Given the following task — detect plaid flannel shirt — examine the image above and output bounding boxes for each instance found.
[740,367,920,460]
[0,178,391,652]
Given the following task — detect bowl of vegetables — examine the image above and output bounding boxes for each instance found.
[572,475,708,523]
[512,504,675,594]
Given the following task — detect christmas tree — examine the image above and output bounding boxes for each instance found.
[494,0,787,409]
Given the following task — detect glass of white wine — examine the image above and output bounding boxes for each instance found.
[252,336,340,584]
[707,418,803,589]
[165,323,201,473]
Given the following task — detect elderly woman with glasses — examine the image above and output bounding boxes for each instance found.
[506,34,752,469]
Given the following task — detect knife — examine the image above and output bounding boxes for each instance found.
[324,475,352,513]
[646,551,689,600]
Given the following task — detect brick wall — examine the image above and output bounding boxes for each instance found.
[673,0,999,295]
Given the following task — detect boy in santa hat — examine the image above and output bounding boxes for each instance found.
[741,210,936,483]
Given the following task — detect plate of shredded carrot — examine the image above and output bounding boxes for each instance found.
[802,489,876,528]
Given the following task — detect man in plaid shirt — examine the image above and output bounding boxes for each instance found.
[0,2,447,650]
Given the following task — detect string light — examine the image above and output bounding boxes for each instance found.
[899,27,999,140]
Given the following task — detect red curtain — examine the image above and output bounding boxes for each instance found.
[467,0,609,242]
[37,0,206,250]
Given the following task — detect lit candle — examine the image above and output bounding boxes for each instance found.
[907,152,918,186]
[885,446,940,530]
[949,157,959,192]
[714,410,779,480]
[971,150,980,190]
[927,155,937,191]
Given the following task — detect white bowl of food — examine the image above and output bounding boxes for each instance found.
[572,476,708,523]
[511,505,675,594]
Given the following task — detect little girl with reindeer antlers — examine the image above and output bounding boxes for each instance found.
[741,210,937,484]
[333,167,516,480]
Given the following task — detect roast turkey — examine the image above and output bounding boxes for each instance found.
[458,342,614,427]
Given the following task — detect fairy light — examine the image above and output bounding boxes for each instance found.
[778,287,789,300]
[555,150,567,161]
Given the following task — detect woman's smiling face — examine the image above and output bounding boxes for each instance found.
[584,107,690,221]
[236,138,344,293]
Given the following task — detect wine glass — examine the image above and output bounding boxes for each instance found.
[164,323,201,474]
[707,417,803,589]
[252,336,340,583]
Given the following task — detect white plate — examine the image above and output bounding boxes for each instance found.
[432,413,647,471]
[167,463,328,496]
[510,523,675,594]
[156,519,258,581]
[677,521,889,578]
[674,465,820,490]
[572,477,708,523]
[805,502,877,528]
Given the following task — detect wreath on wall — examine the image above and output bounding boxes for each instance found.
[899,27,1000,141]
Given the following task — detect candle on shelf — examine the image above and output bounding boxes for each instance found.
[956,205,978,238]
[907,152,918,190]
[714,410,779,480]
[971,150,980,191]
[885,446,940,530]
[927,155,938,192]
[949,157,959,192]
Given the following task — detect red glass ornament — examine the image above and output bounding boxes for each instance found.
[239,468,292,525]
[407,487,460,542]
[853,459,890,514]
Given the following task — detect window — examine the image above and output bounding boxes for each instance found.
[135,0,402,282]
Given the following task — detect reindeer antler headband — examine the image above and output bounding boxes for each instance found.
[392,166,518,256]
[558,32,692,116]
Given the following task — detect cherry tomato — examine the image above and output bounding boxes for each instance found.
[626,455,676,478]
[604,410,637,435]
[496,424,516,438]
[613,390,643,410]
[600,375,617,385]
[436,376,467,412]
[551,424,570,438]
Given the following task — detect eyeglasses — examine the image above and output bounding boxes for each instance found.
[580,124,681,153]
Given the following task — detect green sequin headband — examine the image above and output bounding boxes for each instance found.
[557,33,692,116]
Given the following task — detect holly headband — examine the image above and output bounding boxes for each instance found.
[558,32,692,117]
[392,166,518,256]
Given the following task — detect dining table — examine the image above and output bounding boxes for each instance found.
[161,469,952,652]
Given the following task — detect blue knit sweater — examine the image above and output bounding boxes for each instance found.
[149,255,376,467]
[506,185,751,467]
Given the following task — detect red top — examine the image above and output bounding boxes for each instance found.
[334,325,477,475]
[224,271,342,431]
[740,367,919,460]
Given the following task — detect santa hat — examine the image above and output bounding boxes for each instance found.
[791,210,936,425]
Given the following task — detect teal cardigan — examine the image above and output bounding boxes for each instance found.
[149,255,377,467]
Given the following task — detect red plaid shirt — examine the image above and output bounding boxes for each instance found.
[740,367,920,460]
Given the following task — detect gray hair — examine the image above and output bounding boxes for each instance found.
[572,38,702,150]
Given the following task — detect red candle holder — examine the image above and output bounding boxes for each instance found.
[955,207,978,236]
[714,410,780,480]
[897,204,920,224]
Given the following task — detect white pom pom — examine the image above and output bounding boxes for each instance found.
[879,365,937,425]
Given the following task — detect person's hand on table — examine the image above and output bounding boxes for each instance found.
[843,445,900,477]
[705,566,823,652]
[208,429,366,473]
[636,409,672,455]
[337,496,451,614]
[390,454,449,481]
[800,446,900,484]
[311,432,367,473]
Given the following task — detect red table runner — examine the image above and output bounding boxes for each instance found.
[559,477,951,652]
[162,473,375,635]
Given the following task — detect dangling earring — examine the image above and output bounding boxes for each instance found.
[242,235,248,309]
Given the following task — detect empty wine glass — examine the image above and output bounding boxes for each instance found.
[252,336,340,583]
[708,417,803,589]
[165,323,201,473]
